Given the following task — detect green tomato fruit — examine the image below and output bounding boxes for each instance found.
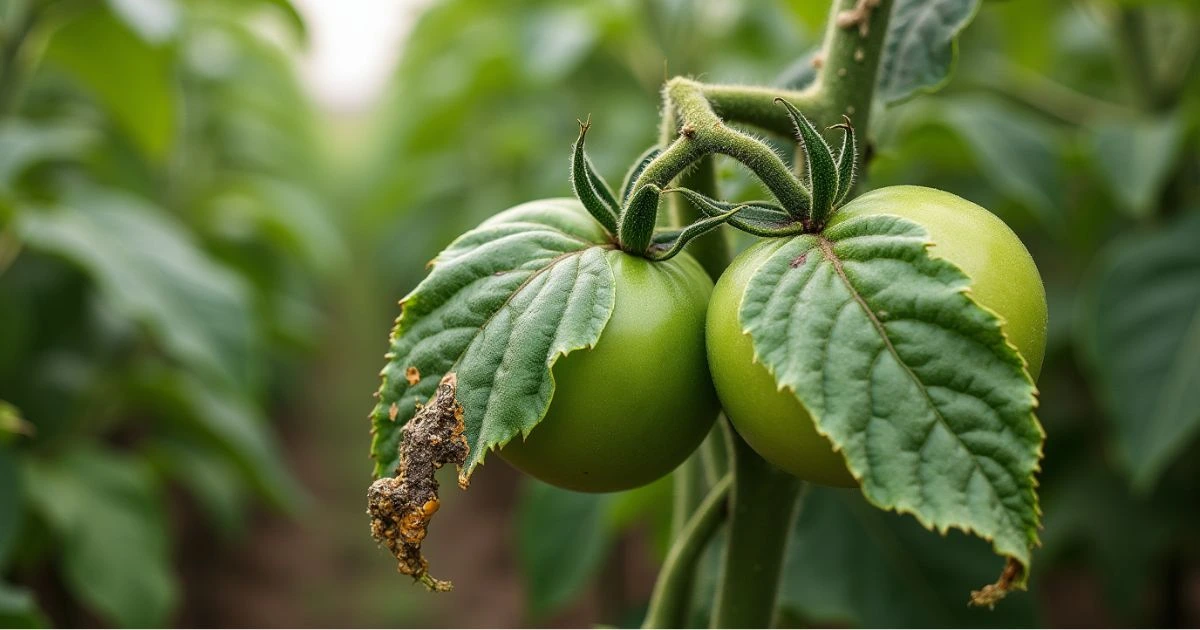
[707,185,1047,487]
[500,250,719,492]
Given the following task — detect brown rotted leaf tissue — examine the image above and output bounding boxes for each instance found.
[367,372,468,591]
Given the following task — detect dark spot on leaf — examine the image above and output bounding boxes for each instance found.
[405,366,421,386]
[790,253,808,268]
[367,373,468,592]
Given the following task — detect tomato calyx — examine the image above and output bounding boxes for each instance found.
[570,119,745,261]
[658,105,860,239]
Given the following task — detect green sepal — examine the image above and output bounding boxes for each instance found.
[570,119,620,235]
[776,98,838,227]
[648,206,745,262]
[621,144,661,204]
[666,187,806,237]
[618,184,661,255]
[831,116,858,206]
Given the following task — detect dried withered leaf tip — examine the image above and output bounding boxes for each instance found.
[367,372,468,591]
[969,558,1023,608]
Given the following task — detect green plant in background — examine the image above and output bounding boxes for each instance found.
[366,0,1200,627]
[0,0,336,625]
[0,0,1197,626]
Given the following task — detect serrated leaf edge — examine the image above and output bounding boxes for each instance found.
[737,214,1044,581]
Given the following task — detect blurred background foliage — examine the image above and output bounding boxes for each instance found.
[0,0,1198,627]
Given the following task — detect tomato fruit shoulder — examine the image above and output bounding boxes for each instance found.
[500,249,720,493]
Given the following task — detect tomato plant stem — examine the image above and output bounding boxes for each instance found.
[643,474,732,629]
[637,2,895,626]
[710,428,802,629]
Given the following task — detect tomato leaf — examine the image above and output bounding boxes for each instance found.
[1077,212,1200,491]
[44,7,176,161]
[24,448,178,627]
[739,214,1043,583]
[132,367,303,511]
[936,97,1065,231]
[877,0,981,105]
[1087,115,1186,219]
[780,487,1037,627]
[0,120,97,194]
[516,480,614,618]
[370,199,615,480]
[17,186,260,390]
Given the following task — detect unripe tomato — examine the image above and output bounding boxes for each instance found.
[500,250,719,492]
[707,185,1047,487]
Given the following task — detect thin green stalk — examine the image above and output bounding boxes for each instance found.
[709,426,802,628]
[673,156,730,279]
[643,474,732,630]
[671,455,707,539]
[632,78,811,219]
[702,83,820,137]
[699,419,729,487]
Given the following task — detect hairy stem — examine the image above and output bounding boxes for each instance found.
[643,474,732,630]
[816,0,895,136]
[633,78,811,218]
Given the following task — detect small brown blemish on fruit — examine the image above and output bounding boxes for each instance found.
[367,373,468,592]
[405,366,420,386]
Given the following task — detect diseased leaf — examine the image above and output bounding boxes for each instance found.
[18,185,259,389]
[740,214,1042,581]
[1078,212,1200,490]
[370,199,614,480]
[24,448,178,627]
[516,480,613,618]
[781,487,1037,627]
[878,0,981,104]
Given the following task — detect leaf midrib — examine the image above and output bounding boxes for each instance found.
[815,235,1027,541]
